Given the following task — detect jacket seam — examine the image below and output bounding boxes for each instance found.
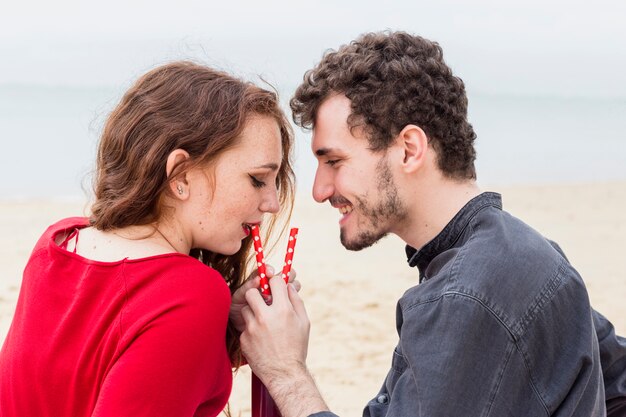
[483,341,515,417]
[510,262,567,416]
[513,259,566,337]
[514,341,550,415]
[404,291,514,341]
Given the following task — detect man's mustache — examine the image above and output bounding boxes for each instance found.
[329,196,351,206]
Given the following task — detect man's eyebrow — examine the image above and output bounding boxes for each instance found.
[253,163,280,171]
[315,147,337,157]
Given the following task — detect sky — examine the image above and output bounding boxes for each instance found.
[1,0,625,198]
[1,0,626,98]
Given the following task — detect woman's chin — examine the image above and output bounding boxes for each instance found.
[217,242,243,256]
[194,240,242,256]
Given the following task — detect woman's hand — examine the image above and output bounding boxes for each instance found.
[230,266,300,333]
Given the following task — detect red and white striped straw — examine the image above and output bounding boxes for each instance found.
[250,225,270,296]
[281,228,299,283]
[251,226,299,297]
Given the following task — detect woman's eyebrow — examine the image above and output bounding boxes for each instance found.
[252,163,280,171]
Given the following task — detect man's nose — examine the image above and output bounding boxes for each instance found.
[312,167,333,203]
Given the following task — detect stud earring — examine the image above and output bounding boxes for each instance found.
[177,185,184,195]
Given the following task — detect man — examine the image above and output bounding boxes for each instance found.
[240,31,626,417]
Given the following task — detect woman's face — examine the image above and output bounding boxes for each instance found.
[181,114,284,255]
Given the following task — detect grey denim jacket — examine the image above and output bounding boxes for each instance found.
[311,192,626,417]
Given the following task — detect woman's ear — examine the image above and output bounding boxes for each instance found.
[397,124,429,174]
[166,149,191,200]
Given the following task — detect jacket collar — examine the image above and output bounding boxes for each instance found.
[405,192,502,277]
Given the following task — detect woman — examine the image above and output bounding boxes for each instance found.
[0,61,295,417]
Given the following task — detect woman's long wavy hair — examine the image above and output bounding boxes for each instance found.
[90,61,295,366]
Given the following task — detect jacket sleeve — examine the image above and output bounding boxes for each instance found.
[593,309,626,415]
[550,238,626,414]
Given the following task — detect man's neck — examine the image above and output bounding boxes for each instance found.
[396,179,481,251]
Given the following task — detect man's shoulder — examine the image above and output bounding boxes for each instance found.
[400,208,584,335]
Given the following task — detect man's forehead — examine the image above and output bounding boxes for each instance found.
[314,94,351,131]
[311,128,349,154]
[311,95,371,156]
[310,124,352,156]
[311,124,368,157]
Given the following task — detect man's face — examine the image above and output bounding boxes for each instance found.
[311,94,407,251]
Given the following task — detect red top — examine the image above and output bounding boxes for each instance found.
[0,218,233,417]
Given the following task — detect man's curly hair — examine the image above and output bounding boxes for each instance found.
[290,31,477,180]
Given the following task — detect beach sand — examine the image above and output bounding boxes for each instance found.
[1,182,624,416]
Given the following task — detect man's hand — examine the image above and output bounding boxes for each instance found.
[230,265,300,333]
[240,276,329,417]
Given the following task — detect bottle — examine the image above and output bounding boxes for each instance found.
[251,372,282,417]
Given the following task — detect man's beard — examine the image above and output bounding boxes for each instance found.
[340,156,407,251]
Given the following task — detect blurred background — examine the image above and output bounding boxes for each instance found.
[1,2,625,415]
[1,0,625,199]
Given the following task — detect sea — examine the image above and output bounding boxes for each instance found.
[1,84,625,200]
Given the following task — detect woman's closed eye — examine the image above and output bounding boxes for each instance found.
[249,174,266,188]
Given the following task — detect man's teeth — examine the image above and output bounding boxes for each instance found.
[339,206,353,215]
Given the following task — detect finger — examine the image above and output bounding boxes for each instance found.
[268,274,289,307]
[241,305,255,325]
[266,264,275,278]
[286,268,297,283]
[244,287,268,316]
[287,283,308,322]
[239,275,261,292]
[232,276,261,304]
[262,293,273,306]
[291,279,302,292]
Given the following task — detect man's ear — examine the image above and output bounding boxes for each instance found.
[397,124,429,174]
[166,149,191,200]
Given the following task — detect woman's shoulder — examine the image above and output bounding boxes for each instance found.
[126,254,223,277]
[120,257,232,330]
[124,255,231,298]
[30,217,89,253]
[45,217,89,235]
